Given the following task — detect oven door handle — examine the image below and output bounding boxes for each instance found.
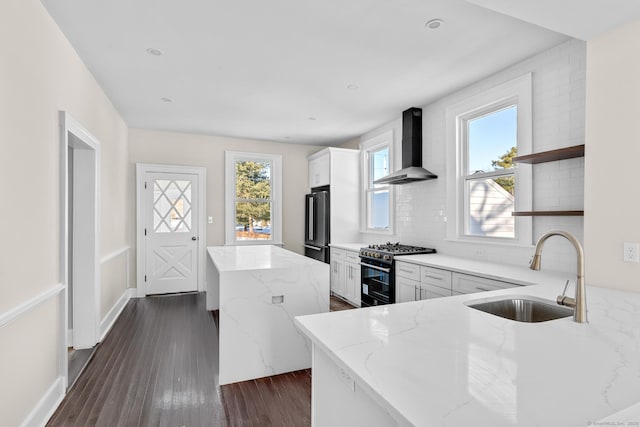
[359,262,391,273]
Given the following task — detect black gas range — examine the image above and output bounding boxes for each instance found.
[359,242,436,307]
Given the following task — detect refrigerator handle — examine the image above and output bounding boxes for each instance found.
[308,196,314,241]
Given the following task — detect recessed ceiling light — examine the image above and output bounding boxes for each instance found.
[425,19,444,30]
[347,84,359,90]
[308,117,317,121]
[160,97,173,103]
[146,48,164,56]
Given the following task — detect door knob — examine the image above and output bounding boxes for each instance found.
[191,237,197,241]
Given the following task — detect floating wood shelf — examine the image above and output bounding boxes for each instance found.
[512,211,584,217]
[513,144,584,164]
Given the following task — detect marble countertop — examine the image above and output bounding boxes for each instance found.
[207,245,323,272]
[395,253,574,287]
[329,242,368,252]
[295,281,640,426]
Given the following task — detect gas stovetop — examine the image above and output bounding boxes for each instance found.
[359,242,436,263]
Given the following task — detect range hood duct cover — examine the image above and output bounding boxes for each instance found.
[374,107,437,185]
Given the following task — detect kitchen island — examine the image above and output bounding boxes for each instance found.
[207,245,329,385]
[295,278,640,426]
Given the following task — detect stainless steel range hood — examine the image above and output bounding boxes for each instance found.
[374,107,437,185]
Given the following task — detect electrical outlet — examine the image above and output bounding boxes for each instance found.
[623,242,640,263]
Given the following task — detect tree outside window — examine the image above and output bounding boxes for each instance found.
[235,161,272,240]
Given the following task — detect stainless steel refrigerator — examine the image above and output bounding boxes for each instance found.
[304,189,330,263]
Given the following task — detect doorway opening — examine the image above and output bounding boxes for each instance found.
[60,112,101,390]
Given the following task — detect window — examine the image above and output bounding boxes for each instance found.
[446,74,532,245]
[361,130,394,233]
[225,151,282,245]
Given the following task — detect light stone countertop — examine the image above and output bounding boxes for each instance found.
[329,242,368,252]
[207,244,325,272]
[394,253,575,286]
[295,281,640,426]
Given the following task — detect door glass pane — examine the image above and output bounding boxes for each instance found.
[466,176,515,238]
[153,179,192,233]
[235,201,271,240]
[467,105,517,174]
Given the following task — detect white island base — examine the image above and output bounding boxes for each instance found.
[207,245,329,385]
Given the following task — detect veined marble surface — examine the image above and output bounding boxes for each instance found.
[395,253,574,286]
[330,242,369,252]
[207,245,329,385]
[295,281,640,426]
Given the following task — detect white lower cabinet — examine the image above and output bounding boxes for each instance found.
[396,261,520,302]
[452,272,518,294]
[330,249,345,297]
[330,248,361,307]
[396,263,452,303]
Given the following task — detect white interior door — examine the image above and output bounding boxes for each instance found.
[145,172,199,294]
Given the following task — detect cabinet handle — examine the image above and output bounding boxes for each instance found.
[399,268,415,274]
[475,286,491,292]
[424,274,442,280]
[414,285,418,301]
[419,287,424,300]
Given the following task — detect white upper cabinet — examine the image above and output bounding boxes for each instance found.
[308,148,361,243]
[309,151,331,188]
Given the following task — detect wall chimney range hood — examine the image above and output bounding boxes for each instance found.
[374,107,437,185]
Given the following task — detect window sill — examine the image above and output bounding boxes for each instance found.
[360,228,394,236]
[224,241,284,247]
[444,237,534,249]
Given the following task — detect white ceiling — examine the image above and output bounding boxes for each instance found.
[39,0,607,146]
[465,0,640,41]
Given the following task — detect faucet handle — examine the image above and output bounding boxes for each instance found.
[557,280,576,307]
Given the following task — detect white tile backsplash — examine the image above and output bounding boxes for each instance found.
[361,39,586,276]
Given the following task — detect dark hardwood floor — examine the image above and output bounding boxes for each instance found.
[47,293,312,427]
[329,295,356,311]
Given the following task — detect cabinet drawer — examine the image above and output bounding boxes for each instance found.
[395,262,420,281]
[331,248,346,261]
[420,283,452,299]
[345,250,360,263]
[420,266,452,291]
[452,273,518,294]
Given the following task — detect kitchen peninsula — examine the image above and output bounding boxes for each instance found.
[296,279,640,426]
[207,245,329,385]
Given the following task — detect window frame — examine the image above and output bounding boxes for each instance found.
[446,74,533,246]
[224,151,282,246]
[360,130,394,234]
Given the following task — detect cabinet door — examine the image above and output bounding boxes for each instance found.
[396,261,420,281]
[396,276,420,303]
[309,153,330,188]
[452,272,518,294]
[420,266,452,292]
[331,259,346,297]
[344,262,361,307]
[420,283,451,300]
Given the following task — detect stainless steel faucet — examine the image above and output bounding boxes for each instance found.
[529,231,587,323]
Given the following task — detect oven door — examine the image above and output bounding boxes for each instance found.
[360,260,393,306]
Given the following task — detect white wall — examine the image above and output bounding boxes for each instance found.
[0,0,129,425]
[128,129,324,286]
[361,39,586,275]
[584,19,640,291]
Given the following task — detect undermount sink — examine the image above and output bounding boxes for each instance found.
[465,295,574,323]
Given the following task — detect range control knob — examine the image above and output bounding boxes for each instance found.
[374,253,381,258]
[383,255,391,261]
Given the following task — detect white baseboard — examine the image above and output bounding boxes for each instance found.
[19,377,64,427]
[100,288,135,341]
[136,285,146,298]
